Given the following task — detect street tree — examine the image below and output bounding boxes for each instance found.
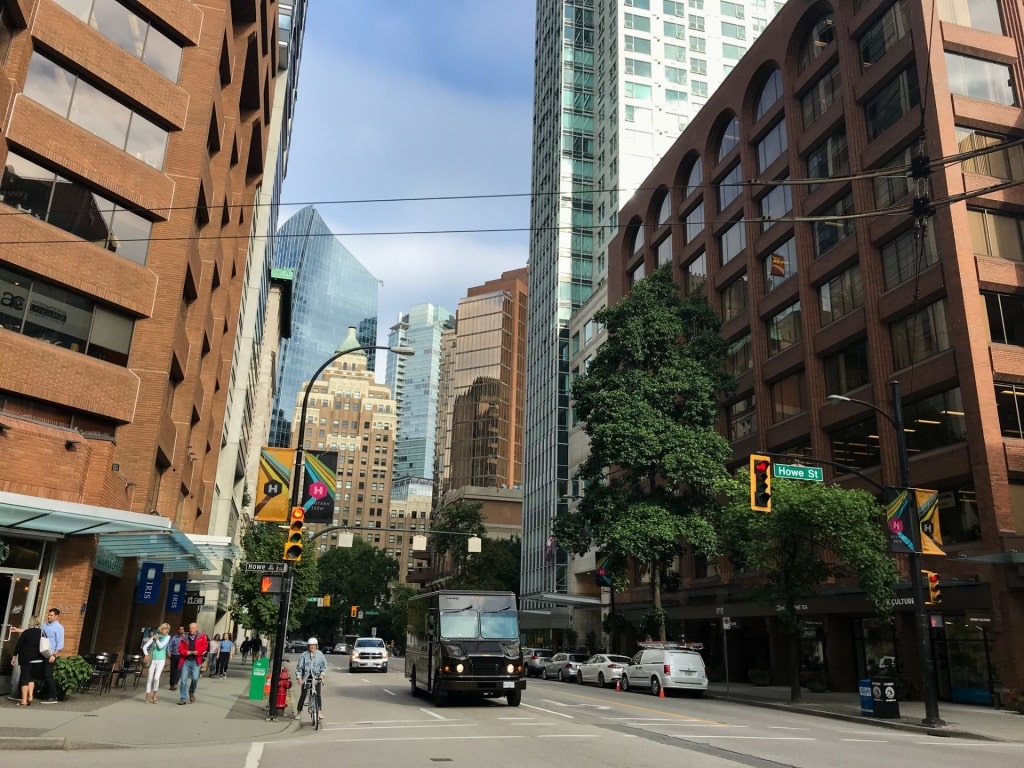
[312,537,399,640]
[554,266,734,641]
[230,522,317,636]
[721,475,898,702]
[447,535,521,593]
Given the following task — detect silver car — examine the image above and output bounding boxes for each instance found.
[543,652,589,681]
[577,654,632,688]
[348,637,389,672]
[525,648,553,677]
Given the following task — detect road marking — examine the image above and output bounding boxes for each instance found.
[420,707,447,720]
[839,729,889,735]
[498,716,536,720]
[768,726,811,731]
[542,690,726,726]
[842,739,889,743]
[324,735,524,743]
[507,721,560,726]
[382,688,397,696]
[913,742,1024,748]
[244,742,264,768]
[323,724,470,732]
[671,723,748,728]
[675,735,816,741]
[351,718,450,724]
[521,702,574,719]
[536,734,600,738]
[614,718,678,722]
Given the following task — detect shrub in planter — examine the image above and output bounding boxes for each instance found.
[54,655,94,698]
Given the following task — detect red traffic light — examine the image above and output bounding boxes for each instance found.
[260,576,272,593]
[754,460,770,473]
[291,507,305,521]
[928,573,939,584]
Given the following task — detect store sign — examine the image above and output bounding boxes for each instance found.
[94,549,124,577]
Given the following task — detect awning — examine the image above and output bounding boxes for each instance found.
[97,530,213,572]
[957,551,1024,564]
[537,592,604,606]
[186,533,241,563]
[0,490,175,536]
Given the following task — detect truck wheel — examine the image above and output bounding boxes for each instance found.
[507,689,522,707]
[410,668,420,697]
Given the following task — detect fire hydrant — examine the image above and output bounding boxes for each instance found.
[276,667,292,712]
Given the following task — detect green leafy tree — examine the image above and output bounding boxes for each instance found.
[230,523,318,636]
[306,538,399,639]
[554,266,734,641]
[721,475,898,702]
[379,583,416,648]
[429,501,487,576]
[448,536,522,593]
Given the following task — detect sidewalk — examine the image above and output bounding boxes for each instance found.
[706,681,1024,742]
[0,666,297,751]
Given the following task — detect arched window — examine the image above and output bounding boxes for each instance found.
[630,223,644,254]
[685,157,703,197]
[755,70,783,121]
[799,15,835,73]
[658,190,673,224]
[717,117,740,162]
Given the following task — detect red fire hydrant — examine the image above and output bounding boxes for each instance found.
[276,668,292,712]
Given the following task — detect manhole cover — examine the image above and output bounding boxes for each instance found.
[429,759,453,763]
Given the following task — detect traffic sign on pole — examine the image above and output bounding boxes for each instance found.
[772,463,823,482]
[243,561,287,574]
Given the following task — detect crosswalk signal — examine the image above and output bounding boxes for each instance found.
[350,605,358,618]
[923,570,942,604]
[750,454,772,512]
[283,507,305,561]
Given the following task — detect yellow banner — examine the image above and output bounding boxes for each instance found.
[916,488,945,556]
[254,447,293,522]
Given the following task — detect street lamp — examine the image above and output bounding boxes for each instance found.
[826,380,944,727]
[267,326,413,719]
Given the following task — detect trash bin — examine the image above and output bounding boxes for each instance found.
[248,657,269,700]
[859,679,874,716]
[871,678,900,718]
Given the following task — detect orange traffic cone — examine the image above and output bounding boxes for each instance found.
[658,686,665,698]
[615,678,621,691]
[263,676,271,698]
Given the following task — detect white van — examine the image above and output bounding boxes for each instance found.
[621,646,707,697]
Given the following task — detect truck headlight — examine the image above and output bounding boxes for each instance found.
[455,663,464,673]
[506,663,515,674]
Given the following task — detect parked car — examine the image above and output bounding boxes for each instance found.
[576,654,633,688]
[621,646,707,697]
[544,652,589,682]
[349,637,389,672]
[524,648,554,678]
[285,639,308,653]
[333,643,350,654]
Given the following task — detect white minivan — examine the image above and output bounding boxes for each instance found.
[621,646,707,697]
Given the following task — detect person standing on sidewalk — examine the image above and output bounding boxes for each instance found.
[39,608,64,703]
[12,617,46,706]
[142,623,170,703]
[177,623,208,705]
[216,634,233,677]
[167,626,184,691]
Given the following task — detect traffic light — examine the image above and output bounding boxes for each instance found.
[283,506,305,561]
[350,605,358,618]
[260,576,272,593]
[922,570,942,604]
[323,595,331,608]
[750,454,772,512]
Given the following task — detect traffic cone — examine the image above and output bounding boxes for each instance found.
[615,678,621,691]
[263,676,271,698]
[658,686,665,698]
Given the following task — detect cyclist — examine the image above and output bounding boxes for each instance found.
[295,637,327,721]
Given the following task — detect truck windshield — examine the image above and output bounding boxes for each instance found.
[440,610,519,640]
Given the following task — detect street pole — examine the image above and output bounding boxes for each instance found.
[892,380,944,727]
[266,328,413,719]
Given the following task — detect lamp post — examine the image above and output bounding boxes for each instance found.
[267,327,413,719]
[827,380,944,727]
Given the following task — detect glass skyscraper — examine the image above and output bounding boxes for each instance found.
[523,1,785,605]
[268,205,379,447]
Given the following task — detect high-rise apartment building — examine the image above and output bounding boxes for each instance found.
[386,303,455,482]
[268,206,379,448]
[0,1,278,659]
[611,0,1024,706]
[524,0,785,610]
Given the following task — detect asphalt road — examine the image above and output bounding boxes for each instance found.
[7,665,1023,768]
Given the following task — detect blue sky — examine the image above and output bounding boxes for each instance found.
[279,1,536,351]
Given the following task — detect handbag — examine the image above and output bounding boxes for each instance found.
[39,633,51,657]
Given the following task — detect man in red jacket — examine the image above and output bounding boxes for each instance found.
[177,622,209,705]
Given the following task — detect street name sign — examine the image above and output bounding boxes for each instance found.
[773,463,823,482]
[243,561,287,574]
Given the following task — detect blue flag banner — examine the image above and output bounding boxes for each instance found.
[166,578,186,611]
[135,561,164,605]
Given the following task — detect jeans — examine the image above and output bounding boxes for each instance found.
[179,658,201,701]
[168,654,181,688]
[296,677,322,713]
[216,653,230,676]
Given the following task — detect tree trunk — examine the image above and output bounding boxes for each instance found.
[652,567,666,642]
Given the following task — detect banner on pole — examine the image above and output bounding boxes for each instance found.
[916,489,945,556]
[302,450,338,524]
[885,489,915,553]
[254,447,294,522]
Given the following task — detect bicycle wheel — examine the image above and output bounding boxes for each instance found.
[309,688,320,730]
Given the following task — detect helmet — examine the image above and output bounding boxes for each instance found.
[307,638,318,646]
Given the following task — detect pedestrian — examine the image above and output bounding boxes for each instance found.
[177,622,209,705]
[217,633,233,677]
[207,634,220,677]
[294,638,327,721]
[168,625,185,690]
[240,637,250,663]
[39,607,63,703]
[12,617,46,706]
[261,637,268,660]
[142,623,170,703]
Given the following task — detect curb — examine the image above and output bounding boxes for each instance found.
[0,736,125,751]
[705,692,1010,742]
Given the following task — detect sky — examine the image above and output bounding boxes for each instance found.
[278,1,537,358]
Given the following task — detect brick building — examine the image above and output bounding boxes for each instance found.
[0,0,279,682]
[607,0,1024,704]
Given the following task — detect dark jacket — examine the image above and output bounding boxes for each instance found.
[13,626,45,666]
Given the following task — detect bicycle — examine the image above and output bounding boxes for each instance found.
[303,674,323,731]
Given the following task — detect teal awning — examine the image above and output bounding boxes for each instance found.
[97,530,212,572]
[186,533,241,562]
[0,490,175,536]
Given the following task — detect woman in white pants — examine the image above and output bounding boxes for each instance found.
[143,623,171,703]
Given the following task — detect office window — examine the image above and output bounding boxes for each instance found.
[859,0,908,69]
[806,130,848,190]
[874,145,914,207]
[721,274,748,321]
[956,127,1024,180]
[942,53,1015,105]
[801,64,840,129]
[666,89,688,109]
[767,302,802,355]
[722,22,745,40]
[755,69,783,121]
[664,21,687,39]
[728,395,756,441]
[819,263,863,325]
[756,119,787,172]
[717,116,740,161]
[985,292,1024,346]
[722,1,744,18]
[689,14,705,32]
[692,80,708,97]
[770,372,806,423]
[865,66,920,140]
[765,237,797,289]
[798,14,835,72]
[830,418,881,471]
[625,58,652,77]
[665,65,687,85]
[23,52,169,169]
[0,151,152,264]
[685,252,706,294]
[813,194,855,257]
[718,163,743,210]
[903,388,967,453]
[996,382,1024,438]
[685,201,704,241]
[662,0,683,14]
[625,13,651,32]
[656,233,672,266]
[881,226,939,289]
[891,300,951,369]
[625,82,652,100]
[719,219,746,264]
[938,0,1003,34]
[823,339,870,395]
[658,191,673,224]
[624,35,652,54]
[722,43,746,60]
[626,0,651,7]
[969,209,1024,261]
[759,180,792,232]
[725,333,752,375]
[684,157,703,197]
